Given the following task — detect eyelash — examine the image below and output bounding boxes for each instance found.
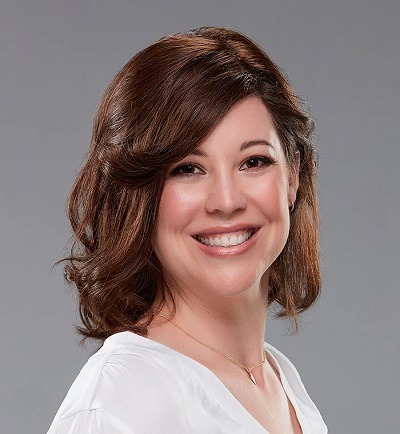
[170,156,277,177]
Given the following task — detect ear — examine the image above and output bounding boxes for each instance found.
[288,150,300,207]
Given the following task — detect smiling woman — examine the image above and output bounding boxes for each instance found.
[48,26,328,433]
[153,97,298,298]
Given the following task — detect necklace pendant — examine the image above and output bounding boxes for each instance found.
[244,367,257,385]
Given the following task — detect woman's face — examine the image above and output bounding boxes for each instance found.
[153,96,299,305]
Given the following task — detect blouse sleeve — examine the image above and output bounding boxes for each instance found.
[46,408,136,434]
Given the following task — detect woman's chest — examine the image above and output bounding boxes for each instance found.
[217,372,303,434]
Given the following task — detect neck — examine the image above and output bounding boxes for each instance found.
[148,279,269,370]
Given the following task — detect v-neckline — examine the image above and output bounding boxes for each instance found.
[110,331,307,434]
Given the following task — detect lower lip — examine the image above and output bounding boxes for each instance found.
[192,229,260,257]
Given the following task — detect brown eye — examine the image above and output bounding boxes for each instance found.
[246,157,261,168]
[240,156,276,171]
[170,163,204,177]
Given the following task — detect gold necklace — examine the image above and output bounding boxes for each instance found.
[150,312,266,385]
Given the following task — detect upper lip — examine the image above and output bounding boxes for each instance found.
[192,224,260,237]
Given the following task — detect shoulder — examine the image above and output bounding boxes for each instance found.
[47,407,135,433]
[49,332,185,430]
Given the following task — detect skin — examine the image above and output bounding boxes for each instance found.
[150,95,300,385]
[148,95,303,432]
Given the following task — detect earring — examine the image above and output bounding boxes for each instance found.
[289,202,295,213]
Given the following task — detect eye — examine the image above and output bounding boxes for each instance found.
[240,155,277,171]
[170,163,204,177]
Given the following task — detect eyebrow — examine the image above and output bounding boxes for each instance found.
[188,140,274,157]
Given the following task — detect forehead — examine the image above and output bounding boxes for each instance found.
[194,96,281,154]
[189,139,275,157]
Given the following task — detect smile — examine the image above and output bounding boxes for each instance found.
[194,228,257,247]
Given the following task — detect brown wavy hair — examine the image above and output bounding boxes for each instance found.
[55,26,321,345]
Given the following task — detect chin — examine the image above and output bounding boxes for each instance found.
[198,272,263,298]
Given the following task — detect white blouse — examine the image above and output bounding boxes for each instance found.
[47,331,328,433]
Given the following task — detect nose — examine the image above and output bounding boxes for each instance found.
[204,170,247,216]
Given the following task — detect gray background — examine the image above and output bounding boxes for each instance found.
[1,0,399,433]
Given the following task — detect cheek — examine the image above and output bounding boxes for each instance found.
[157,183,202,228]
[251,171,289,215]
[153,183,204,258]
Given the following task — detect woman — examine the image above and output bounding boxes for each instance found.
[48,26,328,433]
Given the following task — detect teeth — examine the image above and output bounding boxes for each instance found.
[221,235,229,247]
[229,235,238,246]
[196,229,254,247]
